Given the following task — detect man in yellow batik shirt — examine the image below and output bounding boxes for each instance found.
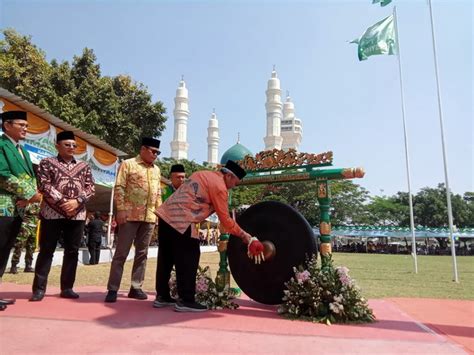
[105,137,162,303]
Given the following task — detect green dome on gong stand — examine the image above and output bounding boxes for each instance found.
[220,140,253,165]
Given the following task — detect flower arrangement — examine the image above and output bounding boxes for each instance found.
[169,266,239,310]
[277,254,375,324]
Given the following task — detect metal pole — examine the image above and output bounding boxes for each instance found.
[394,6,418,273]
[106,159,119,248]
[428,0,458,282]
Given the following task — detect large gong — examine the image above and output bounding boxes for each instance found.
[228,201,317,305]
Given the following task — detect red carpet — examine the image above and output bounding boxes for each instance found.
[389,298,474,354]
[0,283,471,354]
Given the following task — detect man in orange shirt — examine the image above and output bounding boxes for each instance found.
[154,160,264,312]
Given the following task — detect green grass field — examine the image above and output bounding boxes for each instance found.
[3,252,473,300]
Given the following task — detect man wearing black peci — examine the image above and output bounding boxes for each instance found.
[30,131,95,302]
[0,110,41,310]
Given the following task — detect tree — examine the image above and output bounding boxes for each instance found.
[412,184,471,228]
[0,29,52,104]
[366,195,408,226]
[236,179,371,227]
[111,75,166,153]
[0,29,167,155]
[329,180,371,226]
[463,192,474,228]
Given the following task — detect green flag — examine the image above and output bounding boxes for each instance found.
[372,0,392,6]
[351,15,397,61]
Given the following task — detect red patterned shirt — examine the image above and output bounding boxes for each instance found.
[37,155,95,220]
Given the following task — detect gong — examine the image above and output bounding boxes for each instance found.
[228,201,317,305]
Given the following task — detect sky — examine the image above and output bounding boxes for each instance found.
[0,0,472,197]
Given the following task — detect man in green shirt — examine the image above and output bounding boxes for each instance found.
[160,164,186,202]
[0,110,41,310]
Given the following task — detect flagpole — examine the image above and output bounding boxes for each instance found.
[106,159,120,249]
[427,0,458,282]
[393,6,418,274]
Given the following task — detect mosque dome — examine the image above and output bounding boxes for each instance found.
[220,142,253,165]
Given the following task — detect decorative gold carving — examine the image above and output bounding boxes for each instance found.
[341,168,354,179]
[217,240,228,253]
[320,222,331,235]
[320,242,332,256]
[354,167,365,178]
[239,149,333,171]
[341,167,365,179]
[317,183,327,198]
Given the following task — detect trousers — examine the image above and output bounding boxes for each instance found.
[0,216,22,277]
[106,221,154,291]
[32,218,84,292]
[156,219,200,302]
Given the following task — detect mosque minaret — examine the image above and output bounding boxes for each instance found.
[169,68,303,163]
[170,77,190,159]
[263,67,283,150]
[207,109,219,166]
[281,92,302,151]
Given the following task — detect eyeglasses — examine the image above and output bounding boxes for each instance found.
[9,121,28,129]
[146,146,160,155]
[63,143,77,148]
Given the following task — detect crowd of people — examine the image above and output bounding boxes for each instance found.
[0,110,264,312]
[333,238,474,256]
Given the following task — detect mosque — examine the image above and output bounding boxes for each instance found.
[169,68,303,166]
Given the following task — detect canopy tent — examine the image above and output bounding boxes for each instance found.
[0,87,128,211]
[314,225,474,239]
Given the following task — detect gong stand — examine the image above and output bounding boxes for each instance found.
[215,148,364,293]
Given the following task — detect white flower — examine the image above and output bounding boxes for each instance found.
[334,295,343,303]
[329,303,340,314]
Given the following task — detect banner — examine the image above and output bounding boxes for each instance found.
[23,133,118,187]
[351,15,397,61]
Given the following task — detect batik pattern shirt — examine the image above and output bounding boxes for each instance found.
[0,172,37,217]
[114,156,161,223]
[37,156,95,220]
[156,170,245,239]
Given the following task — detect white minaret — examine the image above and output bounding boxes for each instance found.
[207,109,219,167]
[263,66,283,150]
[170,77,189,160]
[281,92,303,151]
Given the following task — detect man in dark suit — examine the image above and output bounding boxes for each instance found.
[0,110,41,310]
[87,211,104,265]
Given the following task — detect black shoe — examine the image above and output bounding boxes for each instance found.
[29,290,45,302]
[24,266,34,273]
[128,288,148,300]
[153,296,176,308]
[0,304,6,311]
[0,298,15,305]
[9,266,18,274]
[104,290,117,303]
[174,300,207,312]
[60,289,79,299]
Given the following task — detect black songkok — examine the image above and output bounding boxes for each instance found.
[57,131,75,142]
[141,137,161,149]
[225,160,246,180]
